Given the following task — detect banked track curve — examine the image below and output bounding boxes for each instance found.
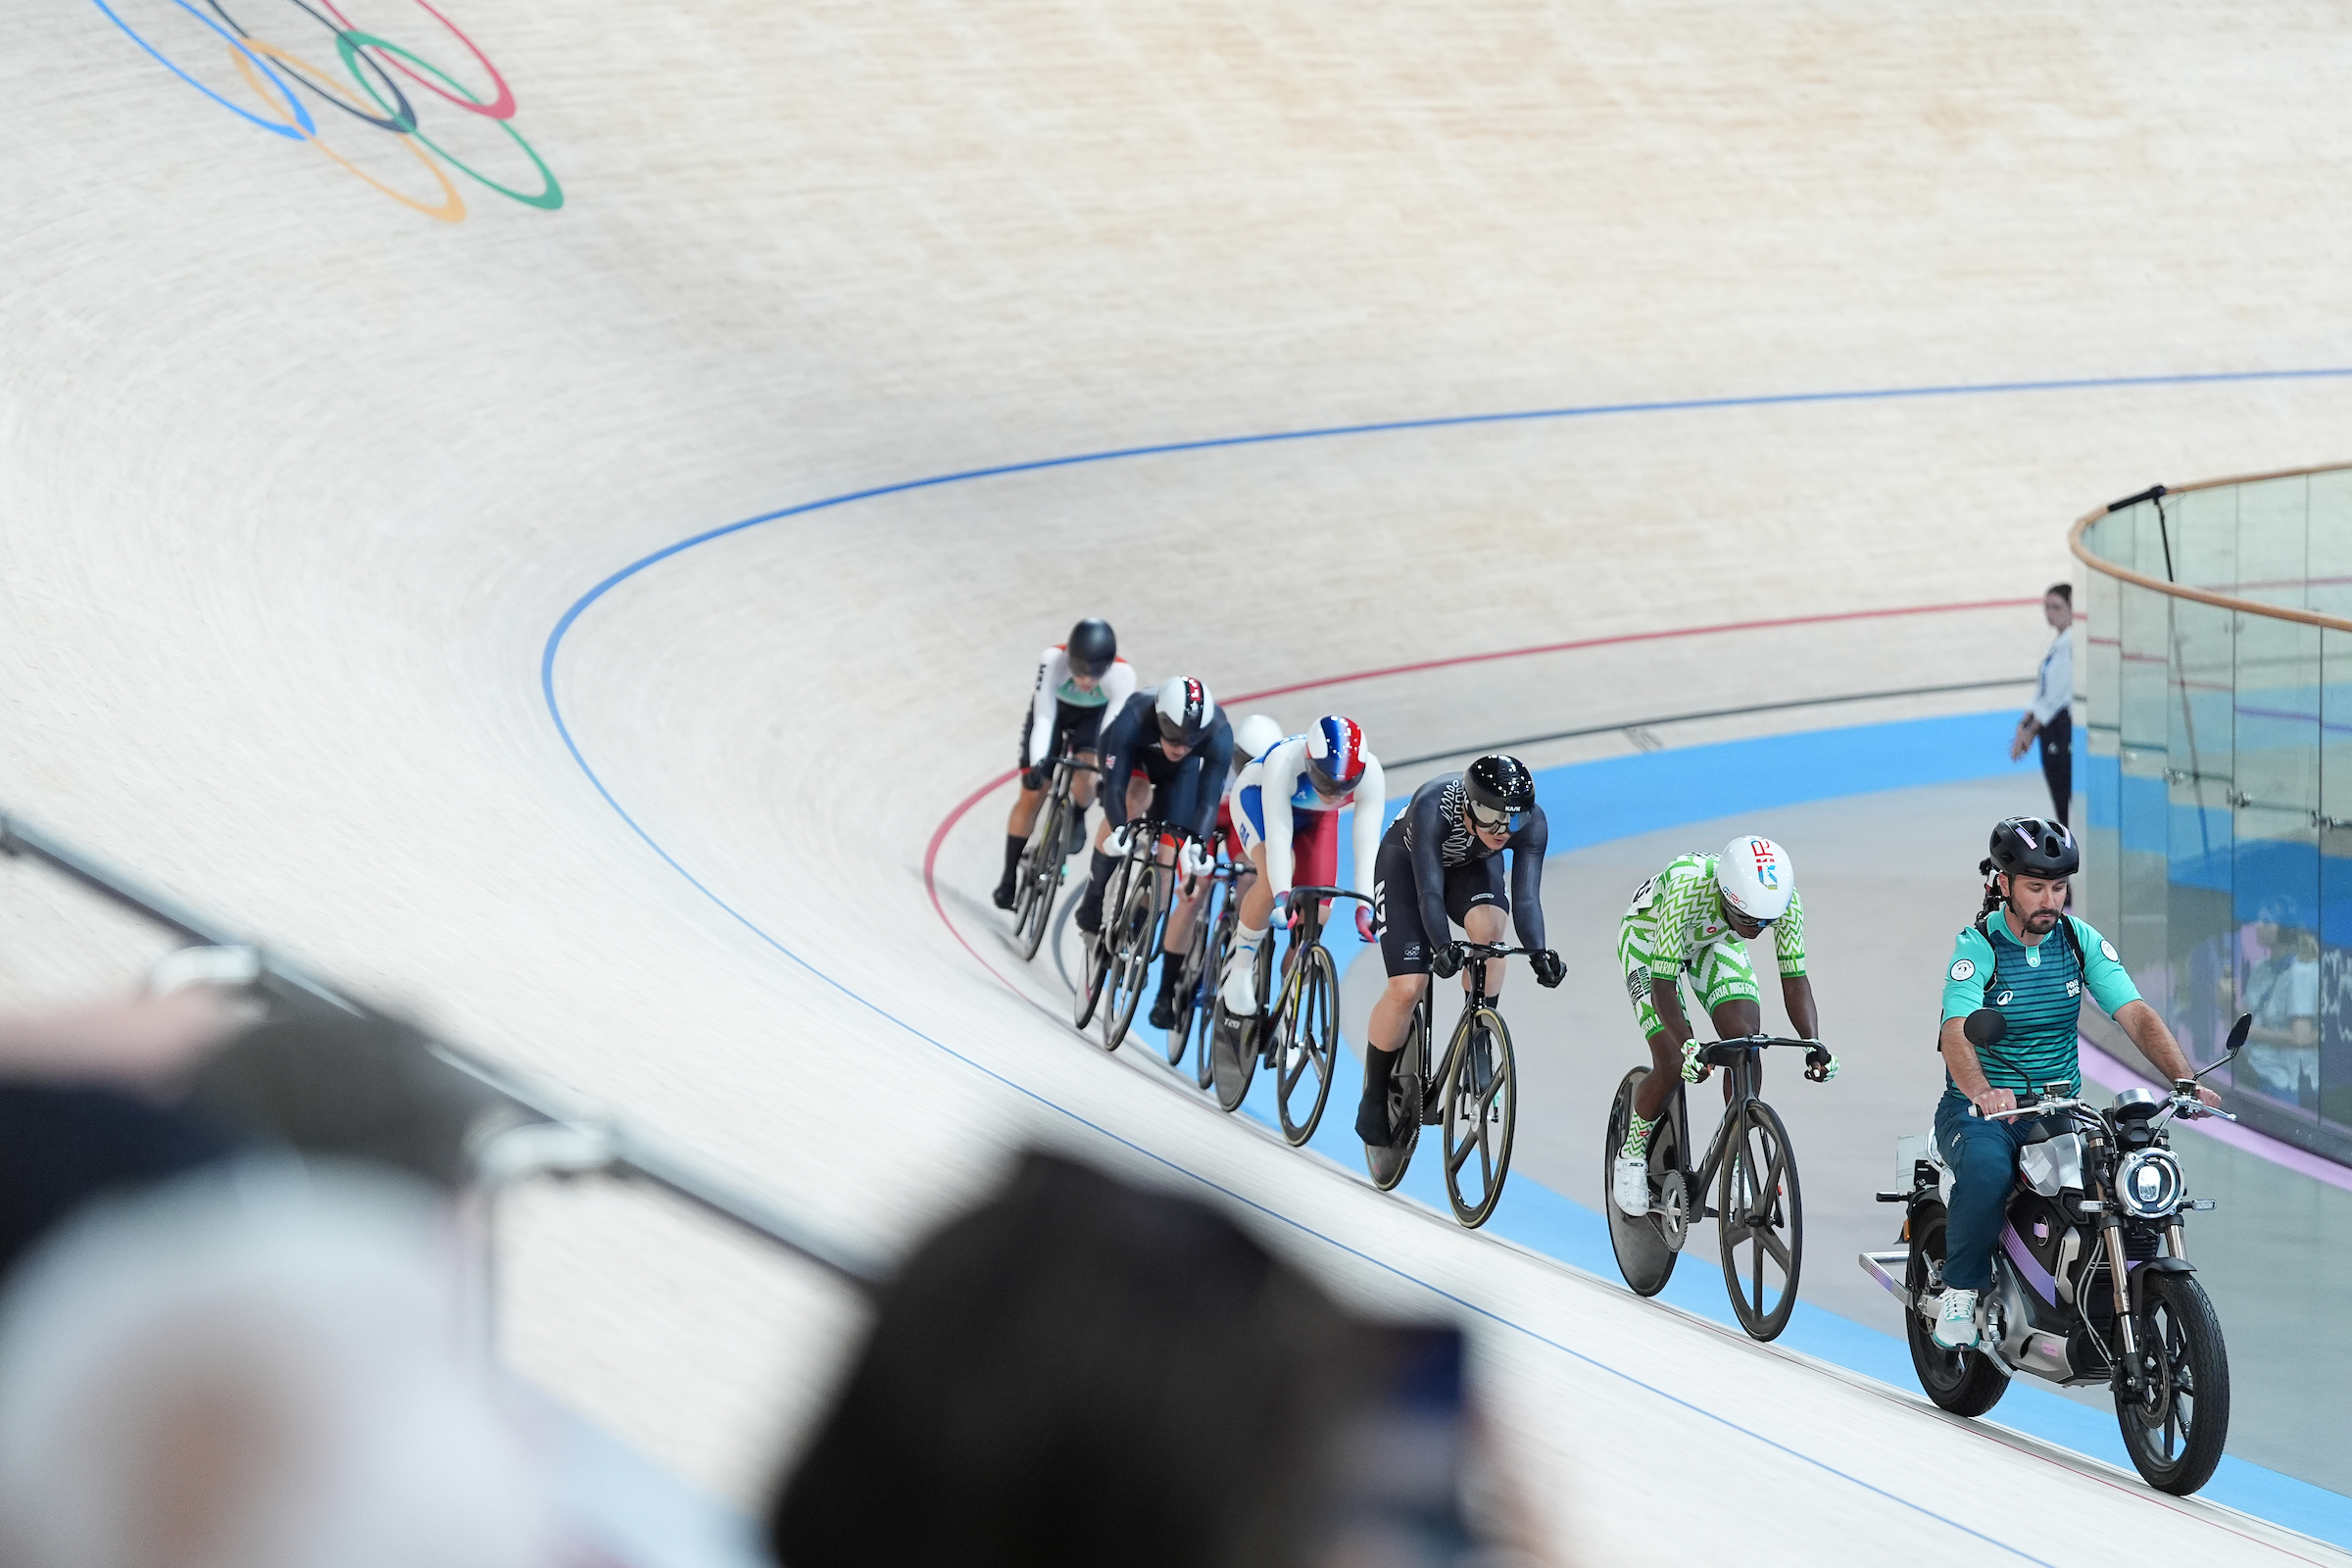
[539,370,2352,1565]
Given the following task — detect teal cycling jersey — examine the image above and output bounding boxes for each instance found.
[1938,911,2139,1095]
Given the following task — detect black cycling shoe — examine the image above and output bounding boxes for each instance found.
[1149,995,1176,1030]
[990,874,1017,911]
[1074,896,1102,934]
[1064,813,1089,857]
[1354,1090,1395,1147]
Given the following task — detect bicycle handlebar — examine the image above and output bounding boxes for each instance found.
[1283,885,1373,906]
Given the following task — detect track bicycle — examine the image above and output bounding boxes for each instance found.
[1604,1035,1829,1341]
[1009,755,1099,961]
[1163,854,1241,1084]
[1205,885,1368,1142]
[1073,820,1186,1052]
[1362,942,1528,1228]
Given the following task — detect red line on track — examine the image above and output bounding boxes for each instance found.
[922,596,2039,995]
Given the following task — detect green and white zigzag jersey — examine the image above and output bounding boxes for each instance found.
[1620,853,1807,978]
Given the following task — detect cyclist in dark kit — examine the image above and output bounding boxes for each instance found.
[1073,677,1234,934]
[1355,755,1564,1145]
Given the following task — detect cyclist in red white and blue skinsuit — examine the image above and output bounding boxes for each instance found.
[1209,716,1386,1019]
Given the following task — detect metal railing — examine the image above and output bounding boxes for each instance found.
[0,809,884,1296]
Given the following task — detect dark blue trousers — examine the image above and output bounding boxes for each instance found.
[1934,1087,2024,1292]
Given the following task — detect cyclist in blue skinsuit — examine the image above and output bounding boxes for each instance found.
[1074,678,1233,934]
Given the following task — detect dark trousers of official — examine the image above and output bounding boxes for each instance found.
[1934,1088,2023,1293]
[2038,710,2072,827]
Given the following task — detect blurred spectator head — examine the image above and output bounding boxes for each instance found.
[0,1160,554,1568]
[770,1151,1389,1568]
[2044,582,2073,628]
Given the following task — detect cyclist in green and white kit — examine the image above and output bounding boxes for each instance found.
[1611,836,1837,1217]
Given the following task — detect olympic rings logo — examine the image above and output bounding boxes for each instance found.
[87,0,561,222]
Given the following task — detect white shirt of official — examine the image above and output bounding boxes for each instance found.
[2032,626,2073,728]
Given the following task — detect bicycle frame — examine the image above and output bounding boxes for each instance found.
[1415,941,1527,1092]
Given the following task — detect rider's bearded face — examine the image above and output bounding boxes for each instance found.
[2005,873,2068,935]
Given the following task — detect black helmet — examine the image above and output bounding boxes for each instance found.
[1154,676,1216,746]
[1066,618,1117,678]
[1463,754,1535,829]
[1987,815,2078,880]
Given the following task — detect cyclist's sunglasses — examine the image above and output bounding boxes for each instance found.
[1467,803,1524,834]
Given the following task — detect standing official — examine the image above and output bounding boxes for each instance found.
[2009,583,2074,826]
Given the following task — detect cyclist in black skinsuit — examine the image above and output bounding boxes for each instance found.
[1356,755,1564,1144]
[1074,677,1234,934]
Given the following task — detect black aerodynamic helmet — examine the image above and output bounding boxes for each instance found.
[1463,754,1535,828]
[1066,617,1117,678]
[1987,815,2079,880]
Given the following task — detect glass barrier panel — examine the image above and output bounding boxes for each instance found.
[2116,579,2171,995]
[2165,596,2236,1069]
[2172,483,2237,594]
[2322,626,2352,1138]
[2231,606,2321,1120]
[2235,473,2310,610]
[2082,557,2123,932]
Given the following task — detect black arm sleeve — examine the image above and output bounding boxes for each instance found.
[1507,808,1548,951]
[1096,699,1141,822]
[1190,720,1234,840]
[1406,789,1453,950]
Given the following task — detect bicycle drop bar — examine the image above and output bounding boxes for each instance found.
[1284,885,1374,906]
[1694,1033,1821,1067]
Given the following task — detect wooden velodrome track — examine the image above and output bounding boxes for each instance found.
[9,2,2352,1560]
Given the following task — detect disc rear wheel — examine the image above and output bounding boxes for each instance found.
[1603,1068,1679,1296]
[1209,940,1271,1112]
[1364,1006,1425,1190]
[1165,877,1216,1068]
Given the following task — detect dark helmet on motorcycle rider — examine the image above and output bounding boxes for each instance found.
[1986,815,2078,881]
[1065,617,1117,678]
[1462,754,1534,832]
[1154,677,1216,747]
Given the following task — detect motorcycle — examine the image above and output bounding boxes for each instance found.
[1859,1008,2247,1496]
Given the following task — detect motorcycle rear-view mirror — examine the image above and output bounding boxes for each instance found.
[2194,1012,2253,1080]
[1963,1008,2006,1049]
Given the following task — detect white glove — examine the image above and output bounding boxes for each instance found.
[1181,840,1214,880]
[1104,824,1134,858]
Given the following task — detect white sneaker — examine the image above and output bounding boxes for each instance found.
[1932,1288,1980,1349]
[1218,950,1260,1016]
[1611,1154,1651,1217]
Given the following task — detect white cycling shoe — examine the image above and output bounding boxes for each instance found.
[1610,1154,1651,1217]
[1217,953,1259,1016]
[1932,1288,1981,1349]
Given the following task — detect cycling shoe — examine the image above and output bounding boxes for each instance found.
[991,875,1017,910]
[1355,1090,1395,1146]
[1611,1155,1651,1217]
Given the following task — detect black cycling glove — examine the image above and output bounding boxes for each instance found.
[1429,942,1466,980]
[1530,948,1565,989]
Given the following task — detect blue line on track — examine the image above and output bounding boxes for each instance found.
[541,367,2352,1561]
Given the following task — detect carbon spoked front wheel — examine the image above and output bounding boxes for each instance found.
[1071,864,1120,1031]
[1273,945,1339,1147]
[1364,1009,1425,1190]
[1101,864,1160,1053]
[1191,910,1229,1090]
[1165,882,1216,1068]
[1440,1006,1516,1228]
[1011,794,1065,961]
[1603,1069,1678,1297]
[2118,1270,2230,1495]
[1717,1100,1803,1340]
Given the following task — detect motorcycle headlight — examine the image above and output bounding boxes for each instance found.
[2115,1149,2185,1219]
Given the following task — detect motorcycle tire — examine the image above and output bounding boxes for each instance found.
[2116,1269,2230,1495]
[1903,1206,2008,1417]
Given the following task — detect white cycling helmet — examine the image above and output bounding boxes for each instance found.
[1718,835,1794,923]
[1234,713,1284,767]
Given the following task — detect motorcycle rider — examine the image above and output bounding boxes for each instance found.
[1929,816,2219,1349]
